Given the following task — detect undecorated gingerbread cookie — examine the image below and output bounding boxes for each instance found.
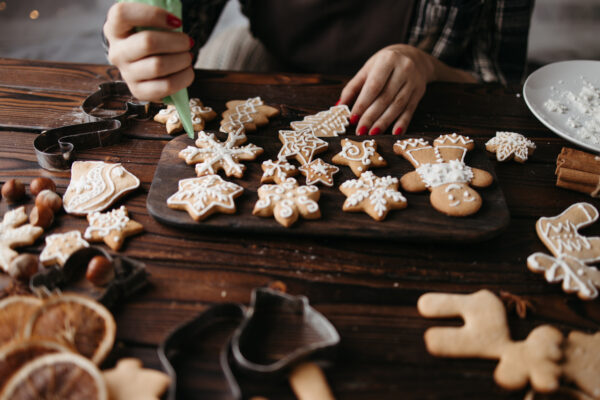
[290,105,351,137]
[103,358,171,400]
[220,97,279,134]
[253,178,320,227]
[39,230,89,267]
[0,207,44,273]
[84,206,144,251]
[332,138,386,176]
[154,98,217,135]
[486,131,536,163]
[562,331,600,399]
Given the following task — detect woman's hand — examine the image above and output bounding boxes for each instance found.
[103,2,195,101]
[339,44,475,135]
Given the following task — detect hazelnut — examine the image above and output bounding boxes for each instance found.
[2,179,26,203]
[29,205,54,229]
[86,256,115,286]
[8,254,39,281]
[30,177,56,196]
[35,190,62,213]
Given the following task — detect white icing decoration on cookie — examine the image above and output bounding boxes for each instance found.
[167,175,244,218]
[84,206,130,240]
[416,161,473,188]
[338,139,376,166]
[254,178,320,222]
[394,138,429,151]
[39,230,89,266]
[485,131,536,162]
[278,128,328,165]
[221,97,263,133]
[341,171,406,217]
[290,105,351,137]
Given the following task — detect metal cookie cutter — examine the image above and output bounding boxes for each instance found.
[34,81,150,171]
[29,246,148,309]
[158,286,340,399]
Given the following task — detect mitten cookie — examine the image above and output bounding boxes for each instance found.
[332,138,386,176]
[220,97,279,134]
[394,134,493,216]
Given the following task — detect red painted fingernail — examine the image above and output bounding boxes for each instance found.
[393,127,404,135]
[335,99,342,106]
[369,127,381,136]
[189,37,195,49]
[357,126,368,136]
[350,114,360,125]
[167,14,182,28]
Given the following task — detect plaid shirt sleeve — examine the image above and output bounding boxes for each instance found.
[408,0,535,84]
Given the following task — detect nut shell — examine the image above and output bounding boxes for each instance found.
[8,254,39,281]
[2,179,26,203]
[86,256,115,287]
[29,205,54,229]
[35,190,62,213]
[30,177,56,196]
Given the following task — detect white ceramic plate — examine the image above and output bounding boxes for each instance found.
[523,60,600,153]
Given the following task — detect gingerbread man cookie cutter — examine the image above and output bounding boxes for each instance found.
[394,134,493,216]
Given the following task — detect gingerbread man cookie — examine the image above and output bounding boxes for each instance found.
[332,138,386,176]
[253,178,320,227]
[278,128,328,166]
[103,358,171,400]
[39,230,89,267]
[527,202,600,300]
[485,131,536,163]
[260,159,299,184]
[167,175,244,221]
[418,290,563,392]
[0,207,44,273]
[63,161,140,216]
[290,105,351,137]
[299,158,339,187]
[84,206,144,251]
[220,97,279,134]
[154,98,217,135]
[179,129,263,178]
[339,171,407,221]
[394,134,493,216]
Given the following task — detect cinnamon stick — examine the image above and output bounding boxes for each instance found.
[556,147,600,175]
[557,167,600,186]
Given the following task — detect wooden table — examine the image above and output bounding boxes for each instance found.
[0,58,598,399]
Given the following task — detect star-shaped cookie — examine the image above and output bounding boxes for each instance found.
[261,159,299,184]
[39,230,89,267]
[154,98,217,135]
[340,171,407,221]
[167,175,244,221]
[485,131,536,163]
[332,138,386,176]
[83,206,144,251]
[298,158,339,187]
[103,358,171,400]
[277,128,328,165]
[0,206,44,273]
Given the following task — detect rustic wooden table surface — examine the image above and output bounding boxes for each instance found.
[0,58,598,399]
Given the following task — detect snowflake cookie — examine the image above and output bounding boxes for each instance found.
[178,129,263,178]
[260,159,298,184]
[332,138,386,177]
[167,175,244,221]
[290,105,351,137]
[40,230,89,267]
[220,97,280,134]
[63,161,140,216]
[154,98,217,135]
[84,206,144,251]
[277,128,328,166]
[527,202,600,300]
[0,207,44,273]
[339,171,407,221]
[298,158,339,187]
[253,178,320,227]
[485,131,536,163]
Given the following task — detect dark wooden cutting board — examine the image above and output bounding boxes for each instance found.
[147,133,510,242]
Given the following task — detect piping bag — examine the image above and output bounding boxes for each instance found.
[118,0,195,138]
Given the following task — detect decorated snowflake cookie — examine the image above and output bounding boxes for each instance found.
[260,159,298,184]
[277,128,328,166]
[40,230,89,267]
[179,129,263,178]
[0,207,44,273]
[290,105,351,137]
[485,131,536,163]
[298,158,339,187]
[154,98,217,135]
[332,138,386,176]
[167,175,244,221]
[220,97,279,134]
[339,171,407,221]
[84,206,144,251]
[253,178,320,227]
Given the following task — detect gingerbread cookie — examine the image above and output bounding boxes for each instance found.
[290,105,351,137]
[167,175,244,221]
[84,206,144,251]
[418,290,563,392]
[339,171,407,221]
[63,161,140,216]
[332,138,386,177]
[278,128,328,166]
[179,129,263,178]
[563,331,600,399]
[253,178,320,227]
[299,158,339,187]
[154,98,217,135]
[394,134,493,216]
[486,131,536,163]
[103,358,171,400]
[527,202,600,300]
[260,159,299,184]
[39,230,89,267]
[220,97,279,134]
[0,207,44,273]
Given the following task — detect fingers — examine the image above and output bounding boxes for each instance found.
[349,57,394,126]
[391,85,424,135]
[123,52,194,82]
[130,67,195,101]
[339,66,368,110]
[104,2,181,41]
[109,30,192,64]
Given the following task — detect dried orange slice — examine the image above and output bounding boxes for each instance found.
[0,352,108,400]
[22,294,116,365]
[0,296,42,346]
[0,339,70,390]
